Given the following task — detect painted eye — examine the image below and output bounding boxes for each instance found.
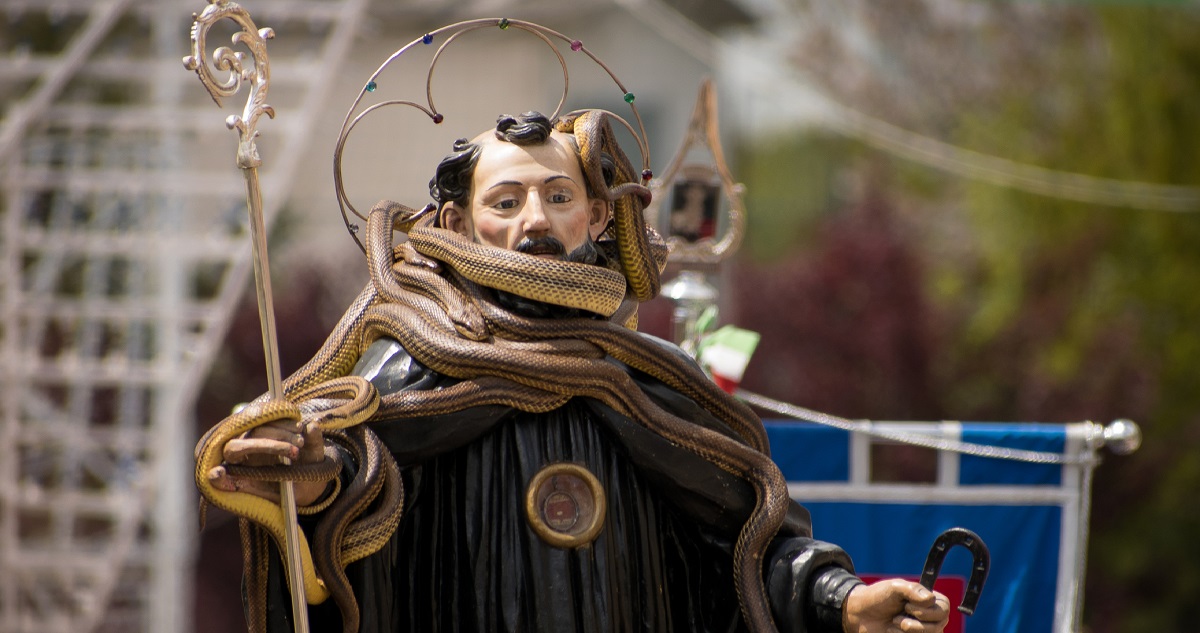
[549,192,572,204]
[495,198,519,210]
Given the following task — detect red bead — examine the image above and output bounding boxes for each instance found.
[432,113,444,124]
[570,40,583,51]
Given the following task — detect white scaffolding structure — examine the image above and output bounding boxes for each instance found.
[0,1,366,631]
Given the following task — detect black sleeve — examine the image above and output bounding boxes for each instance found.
[766,536,865,633]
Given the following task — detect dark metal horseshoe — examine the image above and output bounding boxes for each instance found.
[920,527,990,616]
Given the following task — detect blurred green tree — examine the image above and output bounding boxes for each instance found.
[734,5,1200,632]
[950,9,1200,632]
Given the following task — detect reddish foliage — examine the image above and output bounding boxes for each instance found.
[733,192,941,421]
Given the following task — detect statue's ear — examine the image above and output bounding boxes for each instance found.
[588,198,610,241]
[440,202,470,237]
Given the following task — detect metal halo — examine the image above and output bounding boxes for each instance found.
[425,22,569,122]
[332,18,652,253]
[331,99,439,236]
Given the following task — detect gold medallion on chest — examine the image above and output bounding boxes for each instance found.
[524,462,607,548]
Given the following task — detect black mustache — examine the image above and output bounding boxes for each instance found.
[515,236,567,257]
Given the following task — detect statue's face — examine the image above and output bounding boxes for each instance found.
[443,131,609,259]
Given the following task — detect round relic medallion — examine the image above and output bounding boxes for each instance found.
[524,462,606,548]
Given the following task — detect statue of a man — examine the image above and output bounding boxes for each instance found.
[202,111,950,633]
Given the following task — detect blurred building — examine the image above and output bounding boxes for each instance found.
[0,1,757,632]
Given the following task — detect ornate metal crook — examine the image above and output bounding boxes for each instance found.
[920,527,990,616]
[183,4,307,633]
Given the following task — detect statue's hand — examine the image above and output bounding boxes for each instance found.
[842,579,950,633]
[209,415,329,506]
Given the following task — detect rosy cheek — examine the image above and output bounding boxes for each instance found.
[474,219,509,249]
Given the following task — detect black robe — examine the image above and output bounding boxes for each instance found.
[261,335,862,632]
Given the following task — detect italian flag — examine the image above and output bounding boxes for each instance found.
[697,325,761,394]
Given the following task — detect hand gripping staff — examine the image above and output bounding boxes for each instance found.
[184,2,311,631]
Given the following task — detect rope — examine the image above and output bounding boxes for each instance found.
[824,106,1200,213]
[735,388,1100,466]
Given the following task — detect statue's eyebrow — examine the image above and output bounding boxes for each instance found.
[543,175,578,186]
[484,175,577,191]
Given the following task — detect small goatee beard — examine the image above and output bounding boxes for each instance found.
[565,239,601,266]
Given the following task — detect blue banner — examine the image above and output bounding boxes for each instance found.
[765,420,1084,633]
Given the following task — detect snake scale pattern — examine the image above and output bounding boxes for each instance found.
[194,111,791,633]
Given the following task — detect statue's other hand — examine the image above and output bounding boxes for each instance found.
[225,416,305,465]
[210,418,329,506]
[842,578,950,633]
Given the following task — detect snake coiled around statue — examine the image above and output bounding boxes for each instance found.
[194,110,790,633]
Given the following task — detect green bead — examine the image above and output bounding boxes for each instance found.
[623,92,635,103]
[498,18,510,30]
[366,81,377,92]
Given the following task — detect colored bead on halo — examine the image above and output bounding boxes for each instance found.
[623,92,635,103]
[422,33,433,44]
[641,169,653,181]
[432,113,444,124]
[570,40,583,52]
[365,81,377,92]
[498,18,510,30]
